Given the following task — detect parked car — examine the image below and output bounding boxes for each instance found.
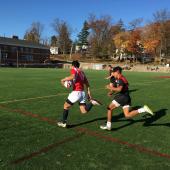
[137,55,154,64]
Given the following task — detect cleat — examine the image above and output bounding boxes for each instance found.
[100,124,111,131]
[144,105,154,116]
[90,99,102,106]
[57,121,67,128]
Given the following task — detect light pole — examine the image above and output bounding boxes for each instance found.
[16,50,19,68]
[69,44,73,60]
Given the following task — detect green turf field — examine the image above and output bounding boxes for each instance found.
[0,68,170,170]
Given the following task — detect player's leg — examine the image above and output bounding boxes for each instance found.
[122,94,154,117]
[123,105,139,118]
[123,105,154,117]
[57,100,73,128]
[100,101,118,130]
[79,101,97,113]
[57,91,80,128]
[79,91,101,114]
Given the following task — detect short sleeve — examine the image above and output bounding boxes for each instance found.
[71,69,76,75]
[117,79,124,87]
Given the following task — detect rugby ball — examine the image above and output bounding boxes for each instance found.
[64,80,72,88]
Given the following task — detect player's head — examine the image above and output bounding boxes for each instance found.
[112,66,122,78]
[72,60,80,68]
[108,65,112,69]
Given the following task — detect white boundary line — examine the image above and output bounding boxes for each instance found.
[131,79,169,86]
[0,79,169,104]
[0,93,67,104]
[0,88,104,104]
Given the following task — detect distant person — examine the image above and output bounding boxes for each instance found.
[105,65,117,97]
[57,60,102,128]
[105,65,113,80]
[100,66,154,131]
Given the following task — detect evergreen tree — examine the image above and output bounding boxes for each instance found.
[50,35,58,46]
[77,21,89,50]
[116,19,125,32]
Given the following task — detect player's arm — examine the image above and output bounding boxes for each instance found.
[107,83,115,96]
[61,74,75,85]
[106,85,123,92]
[106,81,123,92]
[105,75,112,80]
[84,75,92,100]
[106,78,124,92]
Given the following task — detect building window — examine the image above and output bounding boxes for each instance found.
[20,47,24,53]
[11,47,17,52]
[21,55,33,61]
[2,53,8,59]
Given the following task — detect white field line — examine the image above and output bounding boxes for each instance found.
[0,79,169,104]
[131,79,169,86]
[0,88,104,104]
[0,93,67,104]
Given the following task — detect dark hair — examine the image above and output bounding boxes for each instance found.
[72,60,80,68]
[108,65,112,68]
[112,66,122,73]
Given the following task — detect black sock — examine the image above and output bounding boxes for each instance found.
[85,103,93,112]
[62,109,69,123]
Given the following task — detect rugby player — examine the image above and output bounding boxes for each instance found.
[57,60,102,128]
[100,66,154,130]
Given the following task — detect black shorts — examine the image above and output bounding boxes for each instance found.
[113,93,131,107]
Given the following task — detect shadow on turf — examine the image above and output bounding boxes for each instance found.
[67,108,170,130]
[111,108,169,131]
[143,108,170,127]
[67,113,125,128]
[129,89,138,93]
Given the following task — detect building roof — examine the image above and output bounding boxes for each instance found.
[0,36,49,50]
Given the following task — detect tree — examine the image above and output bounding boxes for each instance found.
[141,23,161,57]
[153,9,170,23]
[88,15,115,58]
[52,19,72,54]
[152,9,170,57]
[50,35,58,46]
[24,22,44,43]
[129,18,143,30]
[77,21,89,51]
[113,31,129,49]
[126,29,142,55]
[143,39,160,55]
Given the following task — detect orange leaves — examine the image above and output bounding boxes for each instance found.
[143,40,160,54]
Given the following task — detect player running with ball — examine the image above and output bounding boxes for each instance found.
[57,60,102,128]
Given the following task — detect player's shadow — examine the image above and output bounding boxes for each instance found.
[67,108,169,130]
[143,108,170,127]
[111,108,169,131]
[67,112,125,128]
[129,89,138,94]
[67,117,107,128]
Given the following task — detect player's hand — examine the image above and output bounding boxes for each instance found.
[107,91,113,97]
[105,85,111,90]
[61,79,65,85]
[87,93,92,101]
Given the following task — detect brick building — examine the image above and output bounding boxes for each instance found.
[0,36,50,65]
